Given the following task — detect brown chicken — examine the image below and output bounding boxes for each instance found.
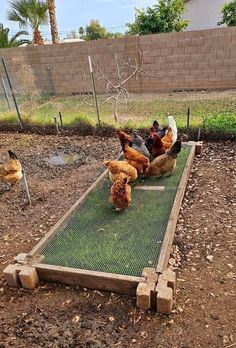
[150,133,166,158]
[116,130,133,146]
[161,127,173,149]
[109,174,132,211]
[0,150,23,185]
[144,141,182,177]
[103,160,138,183]
[122,141,150,175]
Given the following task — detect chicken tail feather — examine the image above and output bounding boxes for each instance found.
[8,150,18,159]
[167,141,182,158]
[168,115,178,144]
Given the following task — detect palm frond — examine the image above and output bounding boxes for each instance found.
[0,23,31,48]
[8,0,48,30]
[10,30,29,41]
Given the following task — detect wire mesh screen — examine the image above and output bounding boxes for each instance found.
[0,61,13,115]
[40,145,191,277]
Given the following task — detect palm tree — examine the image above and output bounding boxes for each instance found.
[47,0,58,43]
[0,23,31,48]
[8,0,48,45]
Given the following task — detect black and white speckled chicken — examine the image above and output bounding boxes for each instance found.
[132,131,150,158]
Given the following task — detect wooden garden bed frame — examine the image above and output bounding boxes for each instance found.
[4,141,201,312]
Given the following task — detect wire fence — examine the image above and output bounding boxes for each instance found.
[0,28,235,137]
[0,48,148,128]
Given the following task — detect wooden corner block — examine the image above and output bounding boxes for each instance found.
[156,280,173,315]
[18,266,39,290]
[195,141,203,156]
[3,264,24,287]
[159,268,176,294]
[136,282,152,310]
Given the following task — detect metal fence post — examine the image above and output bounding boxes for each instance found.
[88,56,101,127]
[1,58,23,129]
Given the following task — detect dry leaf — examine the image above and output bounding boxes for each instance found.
[72,315,80,323]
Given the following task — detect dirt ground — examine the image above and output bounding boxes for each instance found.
[0,133,235,348]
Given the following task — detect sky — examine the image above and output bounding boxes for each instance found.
[0,0,157,38]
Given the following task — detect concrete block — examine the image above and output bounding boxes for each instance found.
[3,264,24,287]
[142,267,158,308]
[136,282,151,310]
[19,266,39,290]
[191,37,204,46]
[14,253,28,264]
[142,267,157,282]
[159,268,177,294]
[156,281,173,315]
[184,61,197,69]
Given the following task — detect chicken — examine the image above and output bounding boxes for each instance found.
[160,116,177,149]
[103,160,138,183]
[152,120,168,138]
[132,131,150,158]
[168,115,178,144]
[116,129,133,146]
[109,174,132,211]
[144,141,182,177]
[0,150,23,185]
[122,141,150,175]
[161,127,173,149]
[149,133,166,158]
[145,135,153,154]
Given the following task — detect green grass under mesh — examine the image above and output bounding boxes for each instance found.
[41,145,191,276]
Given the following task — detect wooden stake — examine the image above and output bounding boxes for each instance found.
[22,169,31,205]
[59,111,63,128]
[53,116,59,134]
[197,126,201,141]
[186,108,190,130]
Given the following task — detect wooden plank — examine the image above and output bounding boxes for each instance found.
[34,263,145,295]
[135,186,165,191]
[156,143,196,274]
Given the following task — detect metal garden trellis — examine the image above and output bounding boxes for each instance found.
[1,57,24,130]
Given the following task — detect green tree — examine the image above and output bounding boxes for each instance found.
[81,19,109,40]
[79,26,84,37]
[218,0,236,26]
[0,23,30,48]
[80,20,123,40]
[127,0,189,35]
[8,0,48,45]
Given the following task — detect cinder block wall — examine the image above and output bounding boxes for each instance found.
[0,26,235,94]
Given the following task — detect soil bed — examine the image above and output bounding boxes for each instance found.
[0,133,235,348]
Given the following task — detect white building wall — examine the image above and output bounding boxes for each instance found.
[183,0,230,31]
